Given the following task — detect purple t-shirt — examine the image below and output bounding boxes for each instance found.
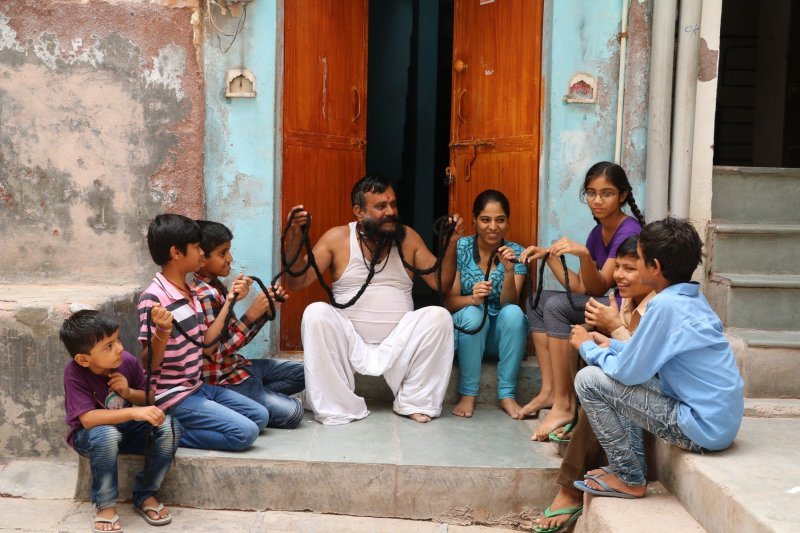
[585,216,643,268]
[63,351,146,448]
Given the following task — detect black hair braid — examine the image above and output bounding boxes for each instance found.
[626,194,646,226]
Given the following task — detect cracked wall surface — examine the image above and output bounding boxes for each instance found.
[0,0,204,285]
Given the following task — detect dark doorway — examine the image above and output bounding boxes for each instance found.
[366,0,454,306]
[715,0,800,167]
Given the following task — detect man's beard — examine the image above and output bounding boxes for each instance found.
[360,215,406,243]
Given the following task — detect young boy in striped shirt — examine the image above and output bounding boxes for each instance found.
[192,220,305,429]
[137,214,268,451]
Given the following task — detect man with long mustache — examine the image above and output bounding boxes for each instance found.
[285,174,464,424]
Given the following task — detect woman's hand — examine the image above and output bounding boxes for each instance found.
[471,280,492,306]
[519,245,548,265]
[496,245,518,272]
[549,237,589,259]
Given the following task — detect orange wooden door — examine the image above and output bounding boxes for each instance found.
[448,0,543,247]
[281,0,368,351]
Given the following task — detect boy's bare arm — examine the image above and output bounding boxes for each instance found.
[78,405,165,429]
[107,372,148,406]
[140,304,173,372]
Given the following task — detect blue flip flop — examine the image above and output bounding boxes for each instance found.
[573,477,643,499]
[584,465,614,478]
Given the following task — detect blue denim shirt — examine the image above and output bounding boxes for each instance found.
[579,282,744,450]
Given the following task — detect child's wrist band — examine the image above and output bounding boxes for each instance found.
[156,326,171,333]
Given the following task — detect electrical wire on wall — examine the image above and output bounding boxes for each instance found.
[206,0,247,53]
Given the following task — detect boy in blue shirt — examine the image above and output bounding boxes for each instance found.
[61,310,181,531]
[569,217,744,499]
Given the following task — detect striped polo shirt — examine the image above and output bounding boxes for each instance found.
[137,272,205,410]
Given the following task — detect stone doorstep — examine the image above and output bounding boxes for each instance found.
[74,406,562,523]
[574,482,705,533]
[727,330,800,399]
[654,417,800,533]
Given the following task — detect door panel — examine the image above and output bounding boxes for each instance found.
[449,0,542,246]
[281,0,368,351]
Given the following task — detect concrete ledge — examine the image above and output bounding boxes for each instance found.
[75,407,561,521]
[744,398,800,418]
[0,283,141,458]
[728,331,800,398]
[574,482,704,533]
[654,417,800,533]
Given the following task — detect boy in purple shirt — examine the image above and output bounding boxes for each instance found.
[61,310,180,532]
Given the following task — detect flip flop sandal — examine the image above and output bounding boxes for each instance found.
[92,513,122,532]
[548,422,574,443]
[584,465,614,478]
[573,478,643,499]
[134,503,172,526]
[533,505,583,533]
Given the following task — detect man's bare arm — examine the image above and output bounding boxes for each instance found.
[285,226,340,291]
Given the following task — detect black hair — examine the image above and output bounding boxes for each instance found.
[638,217,703,284]
[581,161,646,226]
[472,189,510,218]
[59,310,120,357]
[351,174,393,209]
[616,235,639,259]
[196,220,234,257]
[146,213,202,266]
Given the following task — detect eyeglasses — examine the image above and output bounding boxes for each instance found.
[583,190,619,200]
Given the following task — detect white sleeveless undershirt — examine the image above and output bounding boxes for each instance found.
[332,222,413,344]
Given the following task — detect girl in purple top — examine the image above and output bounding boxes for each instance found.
[517,162,645,441]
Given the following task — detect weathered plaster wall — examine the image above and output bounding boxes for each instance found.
[203,2,280,357]
[538,0,649,285]
[0,0,204,285]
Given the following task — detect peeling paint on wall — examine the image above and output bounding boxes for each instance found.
[698,37,719,82]
[0,0,204,284]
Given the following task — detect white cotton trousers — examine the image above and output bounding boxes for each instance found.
[301,302,454,425]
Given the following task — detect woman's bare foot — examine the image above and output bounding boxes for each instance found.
[94,507,121,531]
[409,413,432,423]
[452,396,476,417]
[536,486,583,531]
[140,496,170,521]
[582,471,646,498]
[531,404,574,441]
[517,392,553,418]
[499,398,523,418]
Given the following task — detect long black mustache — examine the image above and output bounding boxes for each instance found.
[360,216,406,242]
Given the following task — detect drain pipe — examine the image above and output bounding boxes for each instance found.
[645,0,678,221]
[613,0,630,164]
[669,0,703,218]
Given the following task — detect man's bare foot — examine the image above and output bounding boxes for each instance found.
[499,398,522,419]
[409,413,432,423]
[94,507,121,531]
[536,486,583,531]
[452,396,476,417]
[531,405,574,441]
[139,496,170,521]
[517,392,553,418]
[582,471,646,498]
[585,465,613,478]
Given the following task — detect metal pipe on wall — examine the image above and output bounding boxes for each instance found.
[645,0,678,221]
[614,0,630,164]
[669,0,703,218]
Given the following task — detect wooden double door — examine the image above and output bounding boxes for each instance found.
[280,0,543,350]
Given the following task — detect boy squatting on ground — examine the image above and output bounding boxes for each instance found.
[61,310,180,532]
[569,217,744,499]
[191,220,305,429]
[535,235,655,533]
[137,214,269,452]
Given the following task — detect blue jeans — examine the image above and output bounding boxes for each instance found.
[172,383,268,451]
[73,415,182,510]
[575,366,704,486]
[453,304,528,399]
[222,359,305,429]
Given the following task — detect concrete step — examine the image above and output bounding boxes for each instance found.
[574,482,705,533]
[0,283,140,458]
[727,329,800,398]
[707,223,800,275]
[654,416,800,533]
[75,406,562,522]
[744,398,800,418]
[356,358,542,406]
[712,166,800,224]
[706,273,800,331]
